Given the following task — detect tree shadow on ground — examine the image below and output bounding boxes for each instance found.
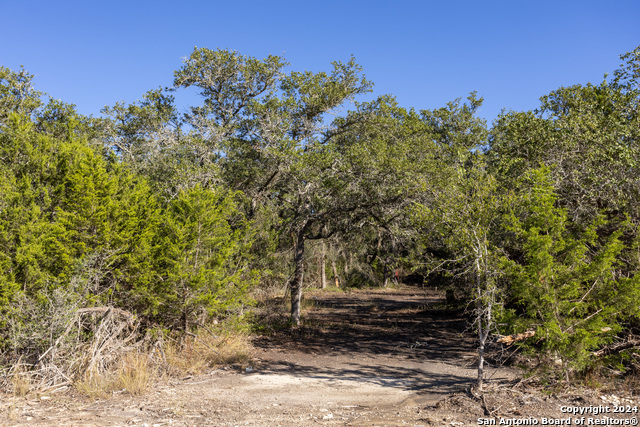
[249,286,508,398]
[253,287,477,364]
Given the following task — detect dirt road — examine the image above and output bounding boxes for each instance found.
[3,286,633,426]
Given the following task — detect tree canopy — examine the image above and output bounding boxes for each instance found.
[2,45,640,383]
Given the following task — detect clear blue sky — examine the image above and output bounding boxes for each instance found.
[1,0,638,124]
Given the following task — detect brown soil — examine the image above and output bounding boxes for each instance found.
[1,286,638,426]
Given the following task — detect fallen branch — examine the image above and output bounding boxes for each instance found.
[593,337,640,358]
[496,330,535,345]
[40,380,72,393]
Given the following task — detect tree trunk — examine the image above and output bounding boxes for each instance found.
[290,225,307,325]
[474,249,492,392]
[383,263,389,287]
[331,258,340,287]
[181,281,189,332]
[476,281,486,391]
[344,251,349,274]
[477,336,485,391]
[320,241,327,289]
[477,294,490,392]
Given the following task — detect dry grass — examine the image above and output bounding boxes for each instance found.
[163,339,211,376]
[75,353,153,398]
[164,326,253,376]
[10,364,32,397]
[114,352,153,395]
[74,368,116,398]
[73,322,254,397]
[212,333,253,365]
[4,312,255,399]
[621,371,640,395]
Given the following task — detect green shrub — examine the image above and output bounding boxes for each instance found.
[501,168,640,375]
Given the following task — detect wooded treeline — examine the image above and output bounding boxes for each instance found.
[1,46,639,381]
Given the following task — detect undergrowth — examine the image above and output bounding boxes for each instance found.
[0,315,254,398]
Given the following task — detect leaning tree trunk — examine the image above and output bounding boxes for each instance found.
[290,225,307,326]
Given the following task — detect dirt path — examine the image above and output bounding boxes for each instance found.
[251,286,509,402]
[2,286,635,426]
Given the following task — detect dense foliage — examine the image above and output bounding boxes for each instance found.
[0,68,254,364]
[1,46,639,383]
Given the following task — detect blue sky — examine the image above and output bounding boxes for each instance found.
[1,0,638,124]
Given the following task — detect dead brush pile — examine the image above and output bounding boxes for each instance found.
[0,305,253,398]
